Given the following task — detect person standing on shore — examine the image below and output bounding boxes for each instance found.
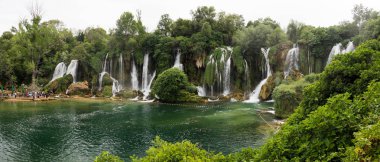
[0,82,3,97]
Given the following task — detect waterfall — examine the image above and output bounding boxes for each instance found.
[142,71,156,100]
[222,56,231,96]
[50,62,67,82]
[284,45,300,79]
[173,49,184,70]
[197,86,206,97]
[98,53,121,96]
[111,77,120,97]
[326,41,355,66]
[141,53,156,100]
[343,41,355,53]
[202,47,233,96]
[142,53,150,91]
[98,71,120,96]
[262,48,272,77]
[244,59,249,96]
[98,72,107,91]
[66,60,79,83]
[131,59,139,90]
[102,53,108,72]
[119,54,124,90]
[326,43,342,65]
[245,48,271,103]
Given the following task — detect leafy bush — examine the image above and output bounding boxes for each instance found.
[344,121,380,161]
[131,136,226,162]
[94,151,123,162]
[102,86,113,97]
[152,68,201,103]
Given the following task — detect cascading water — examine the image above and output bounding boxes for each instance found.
[244,59,250,96]
[102,53,109,72]
[197,86,206,97]
[50,62,67,82]
[245,48,271,103]
[204,47,233,96]
[141,53,150,92]
[141,53,156,100]
[142,71,156,100]
[119,54,124,90]
[66,60,79,83]
[284,45,300,79]
[343,41,355,53]
[173,49,184,71]
[222,56,231,96]
[326,43,342,65]
[326,41,355,65]
[98,71,120,96]
[98,53,121,96]
[130,59,139,90]
[111,77,120,97]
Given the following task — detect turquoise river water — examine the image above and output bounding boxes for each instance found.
[0,100,275,161]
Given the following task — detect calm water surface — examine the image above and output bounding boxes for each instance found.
[0,100,274,161]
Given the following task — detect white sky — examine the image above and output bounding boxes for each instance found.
[0,0,379,33]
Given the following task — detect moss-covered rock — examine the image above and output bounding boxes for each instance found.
[259,76,275,100]
[101,73,113,87]
[119,90,137,99]
[44,75,73,94]
[67,81,90,96]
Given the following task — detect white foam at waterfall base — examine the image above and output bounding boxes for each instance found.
[66,60,79,83]
[50,62,67,82]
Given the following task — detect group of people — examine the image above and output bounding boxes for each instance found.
[0,83,50,99]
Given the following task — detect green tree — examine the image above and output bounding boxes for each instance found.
[131,136,225,161]
[155,14,173,37]
[152,68,200,103]
[94,151,123,162]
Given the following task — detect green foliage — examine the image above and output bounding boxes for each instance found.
[102,86,113,97]
[231,46,244,74]
[344,121,380,161]
[131,136,226,162]
[273,76,316,118]
[152,68,200,103]
[252,40,380,161]
[94,151,123,162]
